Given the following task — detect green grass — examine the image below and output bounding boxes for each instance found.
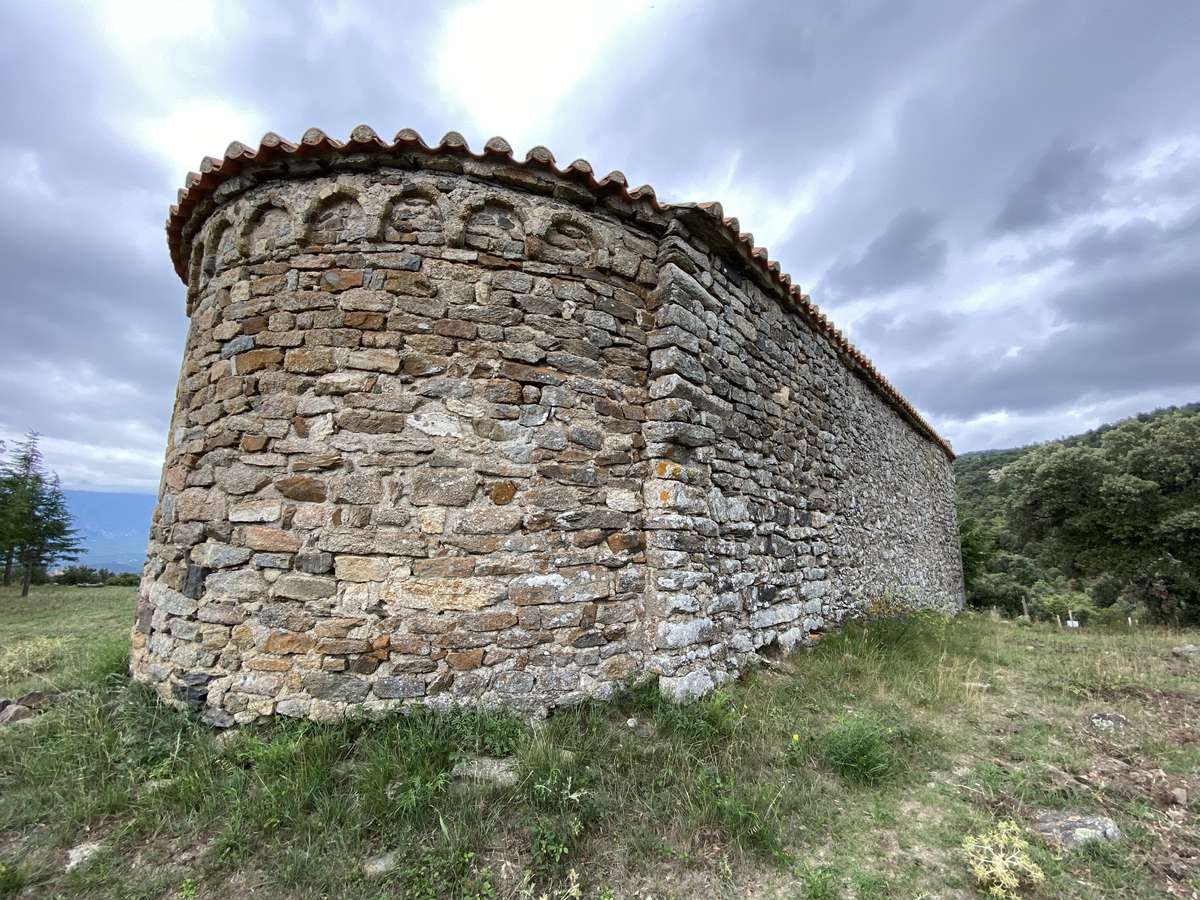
[808,712,917,784]
[1,585,1197,898]
[0,583,135,696]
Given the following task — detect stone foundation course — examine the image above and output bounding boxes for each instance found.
[132,126,963,725]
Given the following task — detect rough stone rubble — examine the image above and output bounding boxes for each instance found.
[132,136,964,725]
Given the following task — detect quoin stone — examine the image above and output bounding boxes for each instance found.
[131,126,963,725]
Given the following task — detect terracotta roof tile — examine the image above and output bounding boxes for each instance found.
[162,127,952,458]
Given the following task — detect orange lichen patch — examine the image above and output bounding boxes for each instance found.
[162,126,953,460]
[488,480,517,505]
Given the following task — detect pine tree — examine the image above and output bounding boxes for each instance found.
[21,473,79,595]
[0,433,82,596]
[0,438,12,585]
[0,437,37,587]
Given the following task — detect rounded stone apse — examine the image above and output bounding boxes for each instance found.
[133,128,963,725]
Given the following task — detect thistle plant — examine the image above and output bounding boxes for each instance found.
[961,820,1045,899]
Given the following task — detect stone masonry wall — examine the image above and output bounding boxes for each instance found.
[134,143,962,725]
[639,217,962,701]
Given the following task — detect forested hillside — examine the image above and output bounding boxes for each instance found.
[954,403,1200,625]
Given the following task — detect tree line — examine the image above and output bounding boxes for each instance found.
[956,403,1200,625]
[0,433,82,596]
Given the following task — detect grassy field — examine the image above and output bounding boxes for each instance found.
[1,585,1197,899]
[0,584,135,698]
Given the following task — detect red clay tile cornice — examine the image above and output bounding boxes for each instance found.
[164,125,953,459]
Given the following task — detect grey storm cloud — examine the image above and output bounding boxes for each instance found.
[1063,204,1200,268]
[2,0,1200,489]
[819,208,948,300]
[896,257,1200,420]
[992,141,1114,234]
[850,308,963,359]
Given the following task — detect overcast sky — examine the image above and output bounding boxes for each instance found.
[2,0,1198,492]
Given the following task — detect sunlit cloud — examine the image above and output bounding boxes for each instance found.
[432,0,672,143]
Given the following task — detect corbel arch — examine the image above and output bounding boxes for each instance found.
[201,213,238,278]
[239,197,299,257]
[380,182,447,244]
[449,193,527,259]
[531,208,603,266]
[297,185,374,246]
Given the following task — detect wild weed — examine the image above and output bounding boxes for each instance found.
[812,712,914,785]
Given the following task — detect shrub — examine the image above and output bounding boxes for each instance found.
[521,737,601,875]
[795,862,841,899]
[960,820,1044,900]
[694,769,782,854]
[813,712,910,784]
[968,571,1029,616]
[51,566,138,588]
[1089,601,1139,629]
[1029,581,1094,623]
[654,690,740,745]
[53,566,139,586]
[0,860,27,897]
[55,565,106,585]
[1089,573,1123,608]
[959,515,995,596]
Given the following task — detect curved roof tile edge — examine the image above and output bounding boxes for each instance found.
[163,125,953,459]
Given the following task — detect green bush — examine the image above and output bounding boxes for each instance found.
[969,571,1030,616]
[1089,601,1139,629]
[0,860,27,897]
[694,769,783,854]
[1029,580,1094,623]
[812,713,911,784]
[53,566,139,587]
[1090,573,1123,608]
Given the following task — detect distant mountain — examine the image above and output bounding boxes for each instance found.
[63,490,156,573]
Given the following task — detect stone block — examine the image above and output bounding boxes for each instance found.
[229,500,282,522]
[380,576,506,611]
[303,673,370,702]
[192,542,250,569]
[373,676,426,699]
[285,348,336,374]
[454,507,522,534]
[411,470,477,506]
[232,348,283,374]
[243,527,301,553]
[334,555,391,582]
[272,574,337,601]
[275,475,327,502]
[263,632,315,654]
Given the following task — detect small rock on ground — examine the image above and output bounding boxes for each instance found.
[66,840,104,872]
[1088,711,1129,732]
[626,716,655,739]
[1033,811,1121,849]
[364,849,402,877]
[1171,644,1199,659]
[449,756,519,789]
[0,704,35,726]
[17,690,58,710]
